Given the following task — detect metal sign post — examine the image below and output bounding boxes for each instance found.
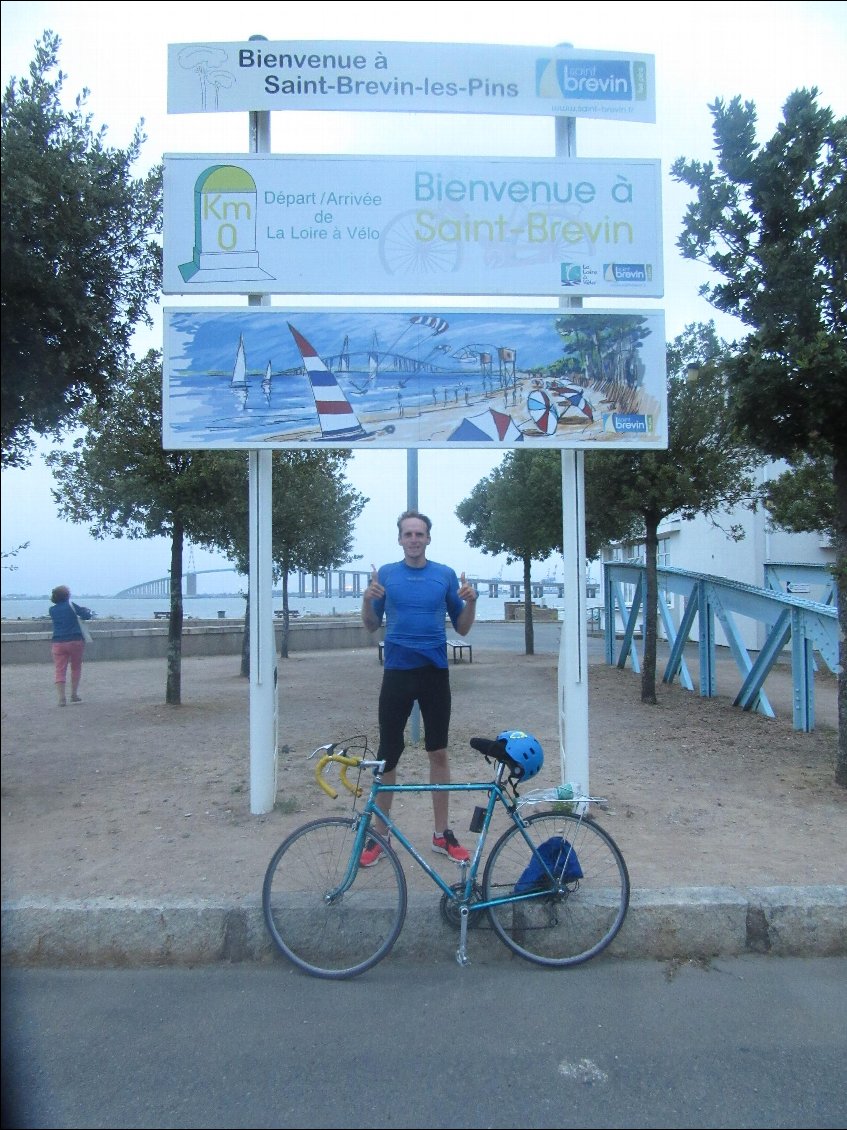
[556,76,590,794]
[247,89,278,816]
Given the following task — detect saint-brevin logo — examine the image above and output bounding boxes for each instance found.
[535,59,646,102]
[179,164,274,283]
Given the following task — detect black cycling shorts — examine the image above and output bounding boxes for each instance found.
[377,665,451,772]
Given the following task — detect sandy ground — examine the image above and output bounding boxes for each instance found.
[1,632,844,904]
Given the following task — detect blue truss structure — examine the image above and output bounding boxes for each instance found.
[603,562,838,733]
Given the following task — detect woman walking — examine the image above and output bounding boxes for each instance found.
[49,585,94,706]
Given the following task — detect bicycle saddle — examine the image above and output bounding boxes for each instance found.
[470,735,509,761]
[470,733,544,783]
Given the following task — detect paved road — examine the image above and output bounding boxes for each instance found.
[3,957,845,1129]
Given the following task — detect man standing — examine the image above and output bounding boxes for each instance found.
[360,509,477,867]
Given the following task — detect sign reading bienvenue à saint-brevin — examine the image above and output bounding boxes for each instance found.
[167,41,655,122]
[163,154,663,298]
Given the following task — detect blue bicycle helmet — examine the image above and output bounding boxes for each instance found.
[496,730,544,781]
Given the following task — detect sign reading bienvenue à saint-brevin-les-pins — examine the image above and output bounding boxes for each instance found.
[163,154,663,298]
[161,306,667,451]
[167,41,655,122]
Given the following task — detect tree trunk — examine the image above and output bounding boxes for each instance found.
[834,451,846,787]
[279,571,290,660]
[166,521,184,706]
[523,553,534,656]
[641,516,659,705]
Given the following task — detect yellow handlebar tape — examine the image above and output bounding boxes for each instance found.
[314,753,363,799]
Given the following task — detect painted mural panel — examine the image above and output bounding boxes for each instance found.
[163,307,667,450]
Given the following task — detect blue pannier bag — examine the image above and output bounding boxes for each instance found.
[514,836,583,894]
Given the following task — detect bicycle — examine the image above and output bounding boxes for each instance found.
[262,734,630,979]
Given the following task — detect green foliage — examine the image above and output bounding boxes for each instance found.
[456,449,563,565]
[197,450,367,582]
[1,542,30,571]
[586,322,763,537]
[44,351,244,703]
[671,89,847,462]
[672,88,847,784]
[44,352,237,543]
[762,452,836,540]
[456,450,564,654]
[588,324,764,703]
[44,351,368,684]
[1,31,162,468]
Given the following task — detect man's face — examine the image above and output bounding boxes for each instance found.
[398,518,431,563]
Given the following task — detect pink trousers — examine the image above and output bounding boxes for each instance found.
[52,641,85,687]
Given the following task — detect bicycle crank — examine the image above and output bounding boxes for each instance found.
[439,882,486,930]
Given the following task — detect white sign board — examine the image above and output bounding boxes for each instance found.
[162,306,668,451]
[163,154,663,298]
[167,41,655,122]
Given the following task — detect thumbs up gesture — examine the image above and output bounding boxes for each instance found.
[366,564,384,600]
[458,571,476,602]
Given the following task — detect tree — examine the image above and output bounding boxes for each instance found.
[1,542,30,573]
[197,451,367,664]
[585,322,764,704]
[456,450,563,655]
[45,351,243,705]
[762,451,836,542]
[671,88,847,785]
[1,31,161,468]
[547,312,654,417]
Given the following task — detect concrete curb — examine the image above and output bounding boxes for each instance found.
[3,886,845,967]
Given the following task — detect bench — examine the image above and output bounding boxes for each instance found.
[377,639,472,664]
[447,640,473,663]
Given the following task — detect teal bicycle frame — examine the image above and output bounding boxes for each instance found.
[325,755,582,966]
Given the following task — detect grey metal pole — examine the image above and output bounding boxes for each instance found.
[248,36,278,814]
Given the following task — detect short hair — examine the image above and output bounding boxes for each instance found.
[51,585,70,603]
[397,509,432,534]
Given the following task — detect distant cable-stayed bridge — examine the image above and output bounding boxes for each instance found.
[115,568,564,600]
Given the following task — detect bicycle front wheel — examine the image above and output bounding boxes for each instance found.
[482,811,629,968]
[262,818,407,979]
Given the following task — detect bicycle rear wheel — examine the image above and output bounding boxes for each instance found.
[262,818,407,979]
[482,811,629,968]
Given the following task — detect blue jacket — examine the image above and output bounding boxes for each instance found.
[49,599,93,643]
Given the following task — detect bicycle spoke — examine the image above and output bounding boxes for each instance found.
[482,812,629,967]
[262,819,407,979]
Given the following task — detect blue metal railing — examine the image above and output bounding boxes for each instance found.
[603,562,838,733]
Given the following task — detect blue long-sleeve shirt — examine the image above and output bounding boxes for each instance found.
[370,560,464,669]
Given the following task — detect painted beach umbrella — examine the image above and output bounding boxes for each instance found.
[447,408,524,443]
[553,384,595,423]
[527,388,559,435]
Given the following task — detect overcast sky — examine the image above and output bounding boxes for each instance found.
[2,1,844,596]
